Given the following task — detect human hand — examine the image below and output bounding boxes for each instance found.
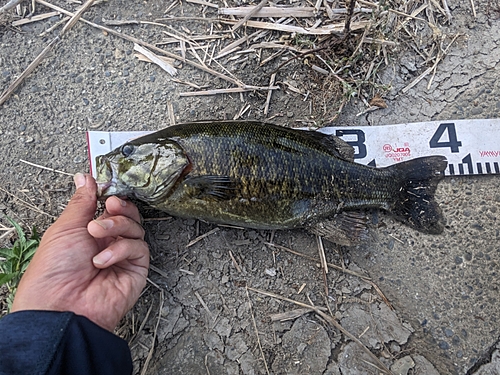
[11,173,149,331]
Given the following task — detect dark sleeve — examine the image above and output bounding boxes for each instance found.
[0,310,132,375]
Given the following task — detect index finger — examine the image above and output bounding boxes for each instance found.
[101,196,142,224]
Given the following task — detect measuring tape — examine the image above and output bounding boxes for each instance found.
[87,118,500,177]
[319,118,500,176]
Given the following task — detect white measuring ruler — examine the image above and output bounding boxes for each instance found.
[87,118,500,177]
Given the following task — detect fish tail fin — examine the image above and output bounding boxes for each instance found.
[387,156,448,234]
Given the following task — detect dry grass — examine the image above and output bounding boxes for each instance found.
[1,0,457,122]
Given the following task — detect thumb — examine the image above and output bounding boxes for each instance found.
[56,173,98,229]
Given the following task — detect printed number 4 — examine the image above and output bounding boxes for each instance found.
[429,123,462,153]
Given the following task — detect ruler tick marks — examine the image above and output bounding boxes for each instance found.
[448,164,455,175]
[477,163,483,174]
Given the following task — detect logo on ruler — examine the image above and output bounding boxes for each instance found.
[383,143,411,161]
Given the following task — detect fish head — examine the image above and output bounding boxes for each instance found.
[95,140,189,203]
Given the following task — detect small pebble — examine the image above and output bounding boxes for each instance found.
[104,71,111,77]
[73,155,84,164]
[19,125,27,132]
[82,98,89,106]
[123,69,129,77]
[265,268,277,277]
[444,328,454,337]
[439,341,450,350]
[150,75,156,82]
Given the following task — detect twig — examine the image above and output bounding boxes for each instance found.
[0,0,22,12]
[60,0,95,34]
[264,73,276,116]
[402,33,460,93]
[133,43,177,76]
[195,291,214,320]
[149,264,170,280]
[269,308,316,322]
[219,6,315,18]
[0,227,16,241]
[245,287,271,375]
[442,0,453,20]
[184,0,218,8]
[0,37,59,106]
[179,86,278,97]
[219,18,368,35]
[205,354,212,375]
[142,217,173,222]
[247,287,393,375]
[186,228,219,247]
[36,0,246,88]
[231,0,268,32]
[0,0,96,106]
[469,0,476,17]
[140,290,164,375]
[367,280,394,310]
[265,242,370,280]
[215,31,260,59]
[11,11,60,26]
[343,0,356,36]
[316,235,329,297]
[0,187,56,219]
[167,100,176,126]
[19,159,73,176]
[128,302,155,347]
[228,250,242,272]
[39,16,70,37]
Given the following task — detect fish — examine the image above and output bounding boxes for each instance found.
[95,121,448,243]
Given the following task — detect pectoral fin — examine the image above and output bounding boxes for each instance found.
[183,175,236,200]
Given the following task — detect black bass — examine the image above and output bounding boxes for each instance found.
[95,121,447,239]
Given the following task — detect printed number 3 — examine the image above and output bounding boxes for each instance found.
[429,123,462,153]
[335,129,367,159]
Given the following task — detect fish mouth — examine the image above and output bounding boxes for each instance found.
[95,155,119,199]
[96,180,113,199]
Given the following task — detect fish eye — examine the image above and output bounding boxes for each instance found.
[121,143,135,157]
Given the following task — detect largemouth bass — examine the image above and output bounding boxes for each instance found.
[95,121,447,240]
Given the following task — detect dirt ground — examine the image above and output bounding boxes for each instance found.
[1,0,500,374]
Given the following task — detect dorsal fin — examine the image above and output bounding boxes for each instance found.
[299,130,355,161]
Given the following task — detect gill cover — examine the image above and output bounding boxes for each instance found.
[96,139,189,202]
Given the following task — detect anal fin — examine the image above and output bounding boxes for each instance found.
[309,211,373,246]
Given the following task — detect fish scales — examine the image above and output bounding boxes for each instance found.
[146,122,393,227]
[96,121,448,236]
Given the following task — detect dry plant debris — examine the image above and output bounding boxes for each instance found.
[1,0,459,123]
[0,0,463,373]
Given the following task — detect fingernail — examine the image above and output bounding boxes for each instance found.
[74,173,86,189]
[93,250,112,265]
[116,197,127,207]
[93,219,114,230]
